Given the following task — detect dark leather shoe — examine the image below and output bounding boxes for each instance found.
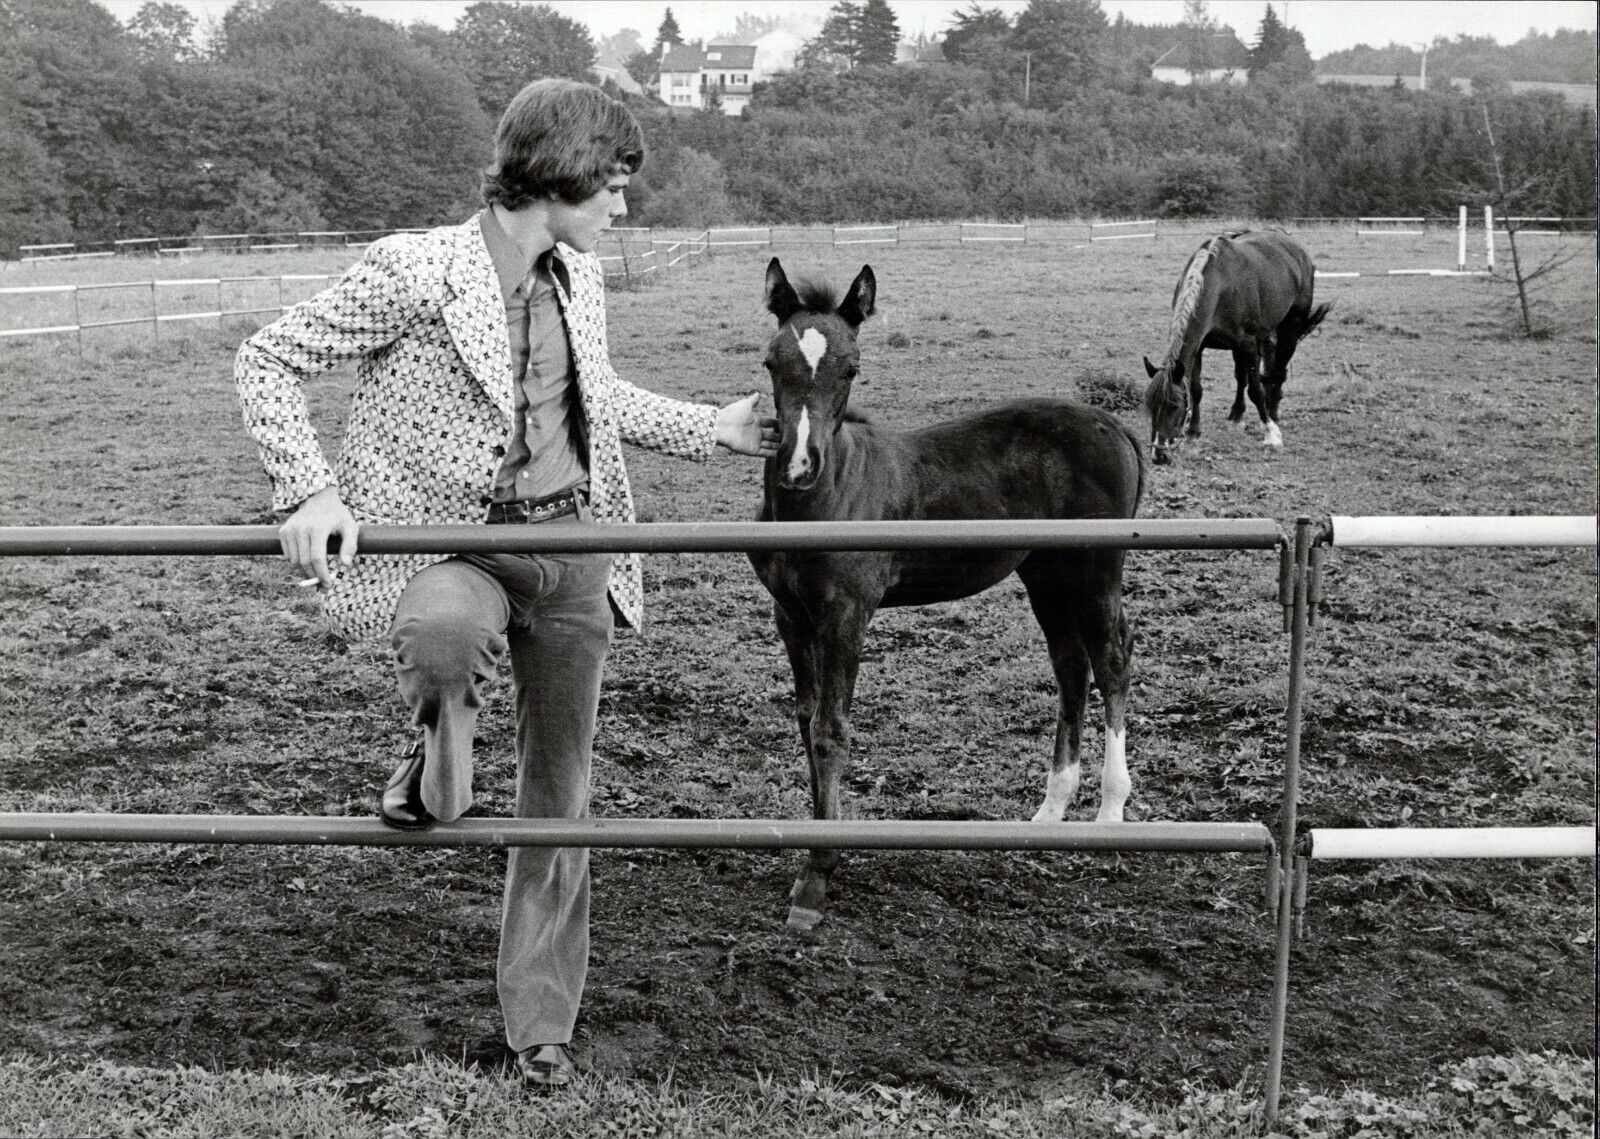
[517,1043,576,1091]
[379,739,433,830]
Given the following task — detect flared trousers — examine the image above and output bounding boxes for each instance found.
[389,546,613,1052]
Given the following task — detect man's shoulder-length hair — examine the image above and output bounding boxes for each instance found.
[481,78,645,210]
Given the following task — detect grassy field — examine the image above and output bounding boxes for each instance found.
[0,228,1593,1129]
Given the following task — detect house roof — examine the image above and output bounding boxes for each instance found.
[659,42,756,73]
[660,43,703,72]
[703,44,757,70]
[1151,37,1252,71]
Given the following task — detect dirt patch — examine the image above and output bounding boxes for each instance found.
[0,238,1593,1101]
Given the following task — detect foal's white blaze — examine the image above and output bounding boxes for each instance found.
[794,326,828,378]
[1095,727,1130,823]
[1031,762,1081,823]
[1264,420,1284,448]
[787,406,812,482]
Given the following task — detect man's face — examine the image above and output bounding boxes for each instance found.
[549,172,629,253]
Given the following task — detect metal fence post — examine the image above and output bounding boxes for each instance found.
[1264,516,1313,1125]
[71,287,82,355]
[150,281,159,346]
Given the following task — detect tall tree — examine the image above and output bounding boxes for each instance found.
[598,28,643,76]
[731,13,783,41]
[1249,5,1312,83]
[856,0,900,65]
[126,1,196,62]
[942,3,1011,64]
[1012,0,1109,102]
[1180,0,1218,82]
[4,0,146,239]
[451,2,596,116]
[655,8,684,51]
[217,0,486,227]
[801,1,863,70]
[1247,4,1286,77]
[626,49,660,92]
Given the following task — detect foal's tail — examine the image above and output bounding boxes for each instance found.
[1118,419,1148,516]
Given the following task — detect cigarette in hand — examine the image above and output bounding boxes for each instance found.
[294,578,321,589]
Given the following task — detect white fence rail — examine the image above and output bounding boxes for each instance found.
[17,213,1595,264]
[1307,827,1594,860]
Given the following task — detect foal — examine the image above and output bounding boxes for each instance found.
[749,258,1147,931]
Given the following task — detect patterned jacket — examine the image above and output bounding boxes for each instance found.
[235,216,719,642]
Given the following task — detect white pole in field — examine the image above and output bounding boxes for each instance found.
[1457,205,1467,271]
[1484,205,1495,271]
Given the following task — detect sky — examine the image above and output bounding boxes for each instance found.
[96,0,1597,59]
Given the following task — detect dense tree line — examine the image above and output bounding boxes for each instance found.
[645,63,1593,225]
[0,0,1592,254]
[1318,29,1595,87]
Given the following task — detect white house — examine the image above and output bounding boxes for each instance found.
[1150,39,1251,86]
[658,43,758,115]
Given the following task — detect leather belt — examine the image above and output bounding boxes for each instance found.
[485,485,586,525]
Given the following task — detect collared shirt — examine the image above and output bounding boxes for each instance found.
[479,207,588,504]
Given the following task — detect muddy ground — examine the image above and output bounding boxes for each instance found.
[0,233,1592,1101]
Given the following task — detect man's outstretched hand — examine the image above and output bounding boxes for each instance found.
[715,392,779,458]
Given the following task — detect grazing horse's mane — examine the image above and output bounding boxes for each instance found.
[1164,238,1221,372]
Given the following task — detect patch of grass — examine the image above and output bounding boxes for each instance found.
[0,1051,1590,1138]
[1075,365,1144,413]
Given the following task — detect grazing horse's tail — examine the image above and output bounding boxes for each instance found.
[1300,301,1333,338]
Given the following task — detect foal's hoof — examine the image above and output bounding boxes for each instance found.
[787,876,828,931]
[1262,422,1284,448]
[786,904,826,932]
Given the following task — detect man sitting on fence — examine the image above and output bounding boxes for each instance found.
[234,77,777,1091]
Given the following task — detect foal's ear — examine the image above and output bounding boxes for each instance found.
[1143,356,1159,379]
[764,257,801,324]
[838,265,876,328]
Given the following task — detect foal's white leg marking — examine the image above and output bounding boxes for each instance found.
[786,406,811,482]
[1095,727,1130,823]
[1263,420,1283,448]
[1031,762,1080,823]
[794,326,828,378]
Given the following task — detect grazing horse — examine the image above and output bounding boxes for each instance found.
[1142,230,1330,464]
[748,257,1147,931]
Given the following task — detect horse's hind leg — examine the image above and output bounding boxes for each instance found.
[1228,348,1252,423]
[1075,553,1135,823]
[1019,555,1092,822]
[1261,330,1300,449]
[787,598,870,932]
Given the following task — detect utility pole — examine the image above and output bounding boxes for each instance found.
[1023,50,1031,106]
[1411,41,1429,90]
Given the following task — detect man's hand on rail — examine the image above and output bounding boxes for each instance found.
[280,486,359,590]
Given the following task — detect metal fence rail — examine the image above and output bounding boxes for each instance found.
[1259,512,1598,1122]
[2,513,1594,1131]
[0,518,1287,557]
[0,814,1273,853]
